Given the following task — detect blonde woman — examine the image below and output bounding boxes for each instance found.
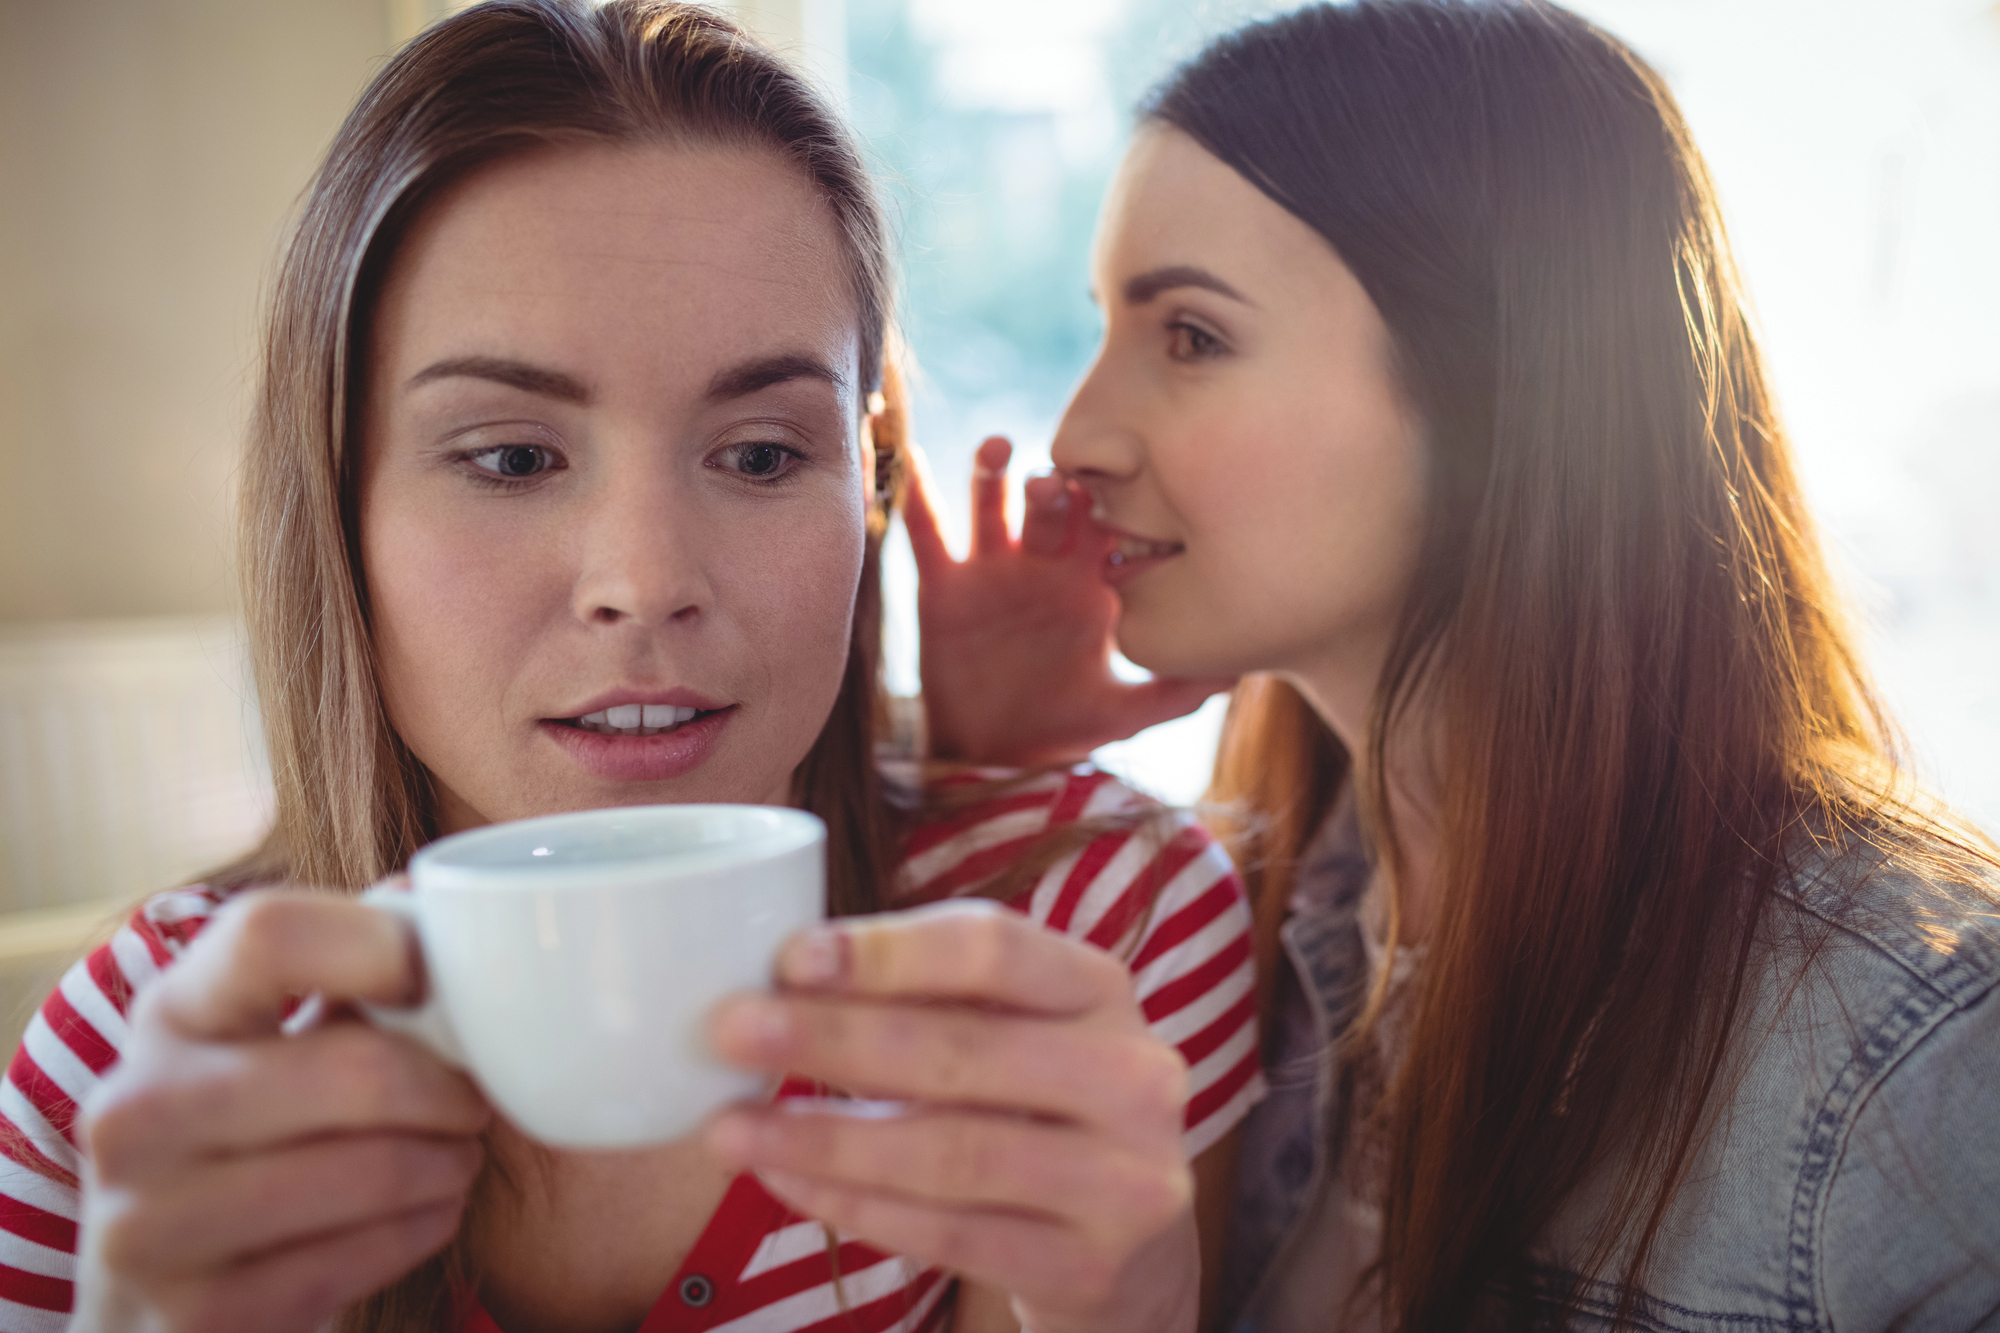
[0,5,1260,1331]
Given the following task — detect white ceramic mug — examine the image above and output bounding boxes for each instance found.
[360,804,825,1149]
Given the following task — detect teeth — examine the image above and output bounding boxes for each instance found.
[1112,535,1183,561]
[571,703,704,736]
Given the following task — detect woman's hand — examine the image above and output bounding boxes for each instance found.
[71,889,491,1333]
[704,900,1201,1333]
[908,436,1233,766]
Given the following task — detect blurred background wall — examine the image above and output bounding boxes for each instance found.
[2,0,1996,1041]
[1,0,390,624]
[0,0,407,1036]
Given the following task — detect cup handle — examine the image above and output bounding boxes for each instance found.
[356,884,469,1069]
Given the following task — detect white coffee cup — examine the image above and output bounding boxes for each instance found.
[360,804,825,1149]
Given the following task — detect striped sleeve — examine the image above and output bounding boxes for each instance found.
[0,888,223,1328]
[901,767,1264,1159]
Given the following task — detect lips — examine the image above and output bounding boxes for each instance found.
[540,689,735,783]
[1094,517,1186,587]
[1106,534,1185,566]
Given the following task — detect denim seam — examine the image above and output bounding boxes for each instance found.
[1783,972,1957,1331]
[1777,864,2000,1010]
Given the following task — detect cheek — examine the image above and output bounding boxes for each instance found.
[724,502,866,719]
[363,486,560,734]
[1139,396,1427,671]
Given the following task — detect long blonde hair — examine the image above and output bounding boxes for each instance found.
[209,4,901,1325]
[219,0,901,914]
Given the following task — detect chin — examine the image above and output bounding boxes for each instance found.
[1113,616,1244,682]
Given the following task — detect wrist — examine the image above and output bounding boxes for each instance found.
[1007,1219,1201,1333]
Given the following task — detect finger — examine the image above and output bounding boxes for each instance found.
[773,900,1132,1013]
[95,1132,481,1274]
[141,1196,464,1333]
[749,1168,1150,1315]
[970,435,1013,557]
[1019,473,1074,557]
[143,890,418,1041]
[706,1104,1181,1222]
[899,440,956,574]
[708,993,1187,1126]
[87,1023,490,1175]
[1112,676,1239,733]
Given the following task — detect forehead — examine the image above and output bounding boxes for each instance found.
[373,141,858,380]
[1094,127,1331,286]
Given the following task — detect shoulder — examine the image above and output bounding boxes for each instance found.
[890,764,1262,1156]
[1815,961,2000,1329]
[1617,847,2000,1329]
[1768,836,2000,1009]
[0,884,239,1304]
[6,886,238,1144]
[1764,847,2000,1327]
[1747,842,2000,1193]
[1534,846,2000,1329]
[893,764,1242,946]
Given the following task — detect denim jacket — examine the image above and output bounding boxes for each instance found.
[1219,805,2000,1332]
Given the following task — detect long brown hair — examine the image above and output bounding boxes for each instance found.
[209,3,898,1326]
[1157,2,1992,1327]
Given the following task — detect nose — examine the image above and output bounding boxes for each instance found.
[570,467,711,629]
[1050,351,1146,491]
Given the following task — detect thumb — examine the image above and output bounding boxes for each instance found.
[147,890,421,1041]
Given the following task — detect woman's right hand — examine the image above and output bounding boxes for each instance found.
[907,436,1234,766]
[70,888,491,1333]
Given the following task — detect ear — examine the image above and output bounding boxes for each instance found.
[860,391,883,534]
[862,355,912,537]
[861,391,882,501]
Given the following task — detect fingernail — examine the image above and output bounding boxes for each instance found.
[715,996,792,1051]
[781,926,847,988]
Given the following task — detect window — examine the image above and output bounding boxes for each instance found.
[846,0,2000,820]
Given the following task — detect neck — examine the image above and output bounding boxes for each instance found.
[1284,657,1443,946]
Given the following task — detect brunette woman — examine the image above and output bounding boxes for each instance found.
[0,5,1261,1331]
[912,2,2000,1329]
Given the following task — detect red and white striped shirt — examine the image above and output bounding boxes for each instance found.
[0,768,1262,1332]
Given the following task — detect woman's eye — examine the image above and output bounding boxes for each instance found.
[466,444,559,479]
[1168,321,1226,361]
[713,441,802,482]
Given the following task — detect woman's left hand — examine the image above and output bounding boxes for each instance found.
[704,900,1199,1333]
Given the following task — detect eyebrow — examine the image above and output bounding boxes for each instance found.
[402,351,848,405]
[1122,265,1254,307]
[405,356,590,403]
[704,352,848,402]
